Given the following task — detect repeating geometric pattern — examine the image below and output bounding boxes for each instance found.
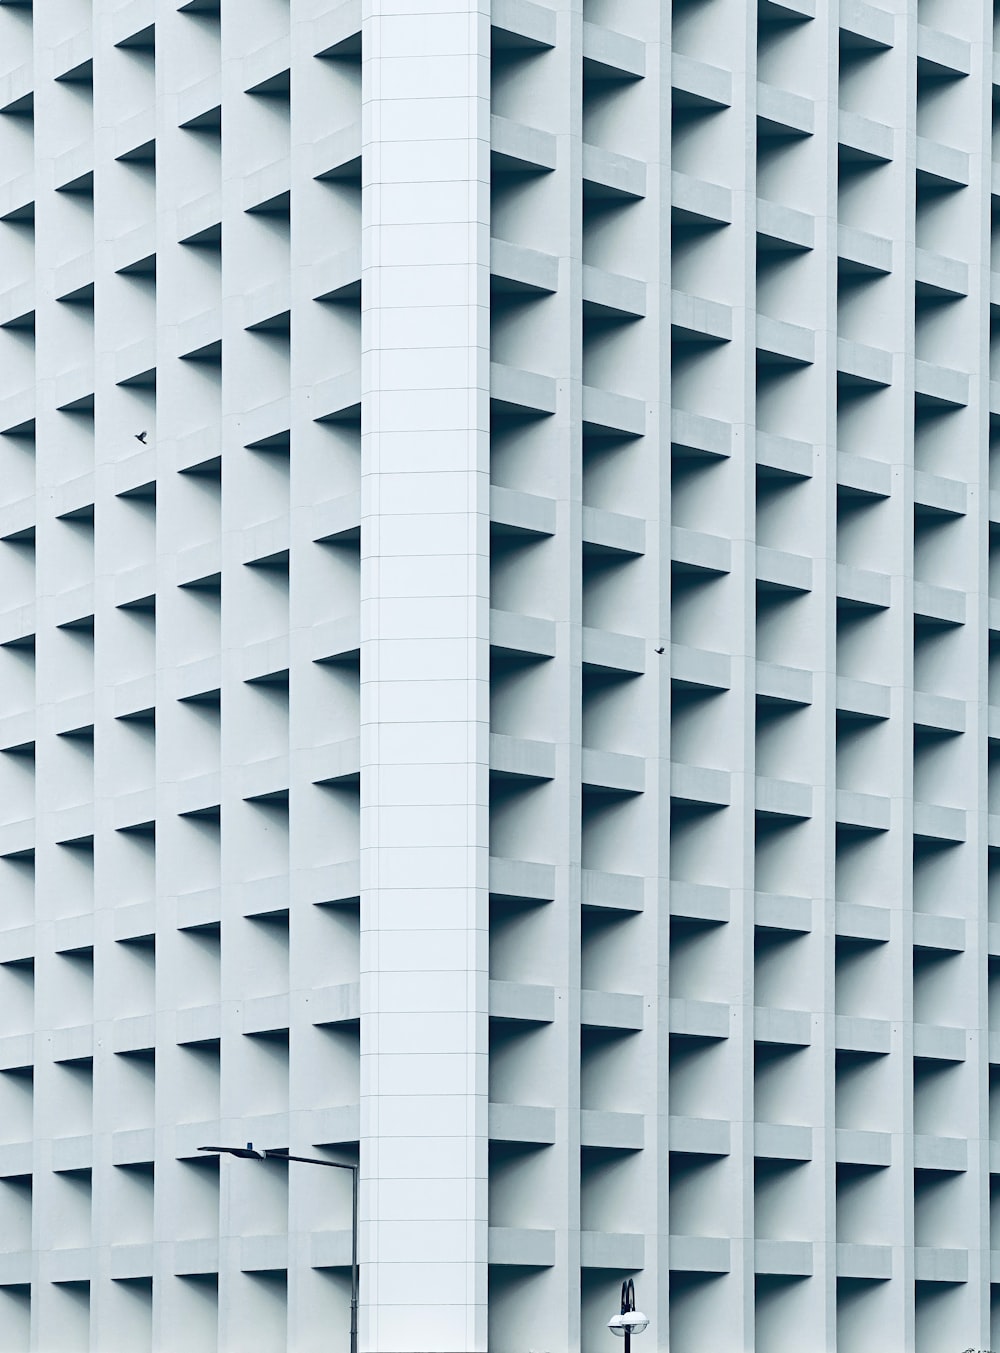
[0,1,998,1351]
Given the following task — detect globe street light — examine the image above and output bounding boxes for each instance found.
[607,1278,649,1353]
[199,1143,358,1353]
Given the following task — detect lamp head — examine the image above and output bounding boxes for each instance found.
[198,1143,267,1160]
[608,1278,648,1337]
[607,1311,649,1337]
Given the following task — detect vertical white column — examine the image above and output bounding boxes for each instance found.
[360,4,490,1351]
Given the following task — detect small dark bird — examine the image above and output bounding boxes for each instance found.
[134,430,148,444]
[654,646,665,655]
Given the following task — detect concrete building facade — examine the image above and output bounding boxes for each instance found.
[0,0,998,1350]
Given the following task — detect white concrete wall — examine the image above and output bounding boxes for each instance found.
[0,0,998,1350]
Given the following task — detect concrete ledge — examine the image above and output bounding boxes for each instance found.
[669,998,731,1040]
[243,995,291,1037]
[835,789,891,832]
[670,880,729,925]
[837,224,892,274]
[913,1023,966,1062]
[756,314,814,365]
[755,1239,813,1276]
[582,747,645,795]
[491,238,558,295]
[489,1103,556,1146]
[581,869,645,913]
[582,143,645,199]
[755,776,813,822]
[838,109,893,162]
[172,1238,220,1277]
[669,1235,731,1274]
[756,660,813,707]
[672,526,731,575]
[583,505,645,555]
[755,892,812,934]
[914,248,968,299]
[51,1134,93,1174]
[915,138,969,188]
[110,1244,155,1281]
[581,1231,644,1270]
[671,171,732,226]
[582,1109,644,1151]
[47,1025,93,1065]
[310,1229,354,1270]
[0,1251,31,1285]
[41,1249,91,1285]
[837,337,892,387]
[488,857,555,902]
[912,913,965,954]
[672,289,732,343]
[489,609,556,660]
[488,1228,555,1268]
[670,644,731,692]
[309,1105,360,1148]
[757,430,813,478]
[490,362,557,417]
[835,902,890,944]
[670,1115,730,1157]
[241,1234,289,1273]
[583,263,645,319]
[835,1129,892,1168]
[754,1122,812,1161]
[492,0,557,49]
[757,198,814,250]
[670,763,730,809]
[757,82,814,135]
[912,691,965,735]
[112,1013,157,1054]
[581,989,644,1031]
[916,24,970,77]
[581,627,645,675]
[756,546,812,593]
[912,801,966,845]
[835,1015,891,1055]
[585,22,645,79]
[111,1128,156,1167]
[914,358,969,407]
[836,563,890,608]
[582,385,646,437]
[670,52,728,106]
[489,980,555,1024]
[913,581,965,626]
[753,1006,812,1048]
[839,0,894,48]
[490,733,556,782]
[913,1134,967,1172]
[490,115,556,173]
[306,982,361,1027]
[837,1242,892,1280]
[913,1246,968,1283]
[672,408,731,458]
[491,485,557,536]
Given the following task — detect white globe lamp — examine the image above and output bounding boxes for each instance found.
[608,1279,648,1352]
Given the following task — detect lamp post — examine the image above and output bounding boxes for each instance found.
[607,1278,648,1353]
[198,1143,358,1353]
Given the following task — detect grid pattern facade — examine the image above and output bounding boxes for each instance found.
[0,0,999,1351]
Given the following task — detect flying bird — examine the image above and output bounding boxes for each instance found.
[654,645,665,655]
[134,430,148,444]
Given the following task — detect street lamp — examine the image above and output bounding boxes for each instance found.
[607,1278,648,1353]
[199,1143,358,1353]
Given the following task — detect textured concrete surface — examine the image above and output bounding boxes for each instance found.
[0,0,997,1350]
